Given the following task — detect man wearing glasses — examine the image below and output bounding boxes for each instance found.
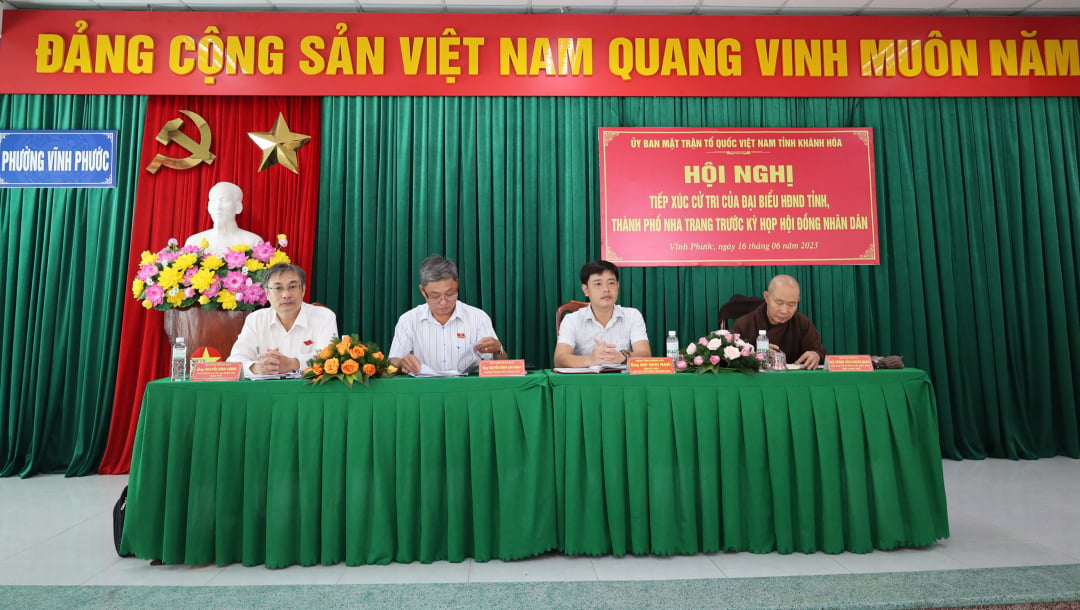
[389,255,506,375]
[228,263,339,377]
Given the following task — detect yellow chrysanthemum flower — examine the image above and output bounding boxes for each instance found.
[190,268,216,292]
[217,290,238,310]
[174,253,198,270]
[157,265,184,289]
[245,259,265,272]
[229,244,252,253]
[132,279,145,298]
[198,295,211,305]
[199,237,210,249]
[166,288,186,307]
[201,255,224,272]
[139,250,157,266]
[268,251,291,266]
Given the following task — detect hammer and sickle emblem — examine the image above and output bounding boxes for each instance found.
[145,109,216,174]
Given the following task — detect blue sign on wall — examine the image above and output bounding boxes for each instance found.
[0,130,117,188]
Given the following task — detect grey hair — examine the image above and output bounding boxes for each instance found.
[419,255,458,285]
[264,263,306,286]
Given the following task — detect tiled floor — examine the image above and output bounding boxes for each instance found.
[0,457,1077,586]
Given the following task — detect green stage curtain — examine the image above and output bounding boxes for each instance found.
[0,94,146,477]
[314,96,1079,461]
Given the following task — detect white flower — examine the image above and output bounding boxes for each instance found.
[706,337,723,351]
[723,345,741,361]
[686,343,697,355]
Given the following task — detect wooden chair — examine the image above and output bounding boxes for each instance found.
[555,300,588,335]
[718,294,764,330]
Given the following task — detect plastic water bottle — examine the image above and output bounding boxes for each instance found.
[665,330,680,364]
[171,337,187,382]
[756,330,769,370]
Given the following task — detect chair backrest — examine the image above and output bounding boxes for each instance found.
[555,300,588,336]
[718,294,765,330]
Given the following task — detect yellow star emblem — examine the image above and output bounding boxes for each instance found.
[247,113,311,174]
[190,347,222,362]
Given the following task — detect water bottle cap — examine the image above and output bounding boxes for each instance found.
[177,337,184,342]
[668,330,676,336]
[758,330,766,335]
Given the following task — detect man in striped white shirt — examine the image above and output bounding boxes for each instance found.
[388,255,506,375]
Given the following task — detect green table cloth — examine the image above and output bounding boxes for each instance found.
[548,369,950,556]
[120,374,557,567]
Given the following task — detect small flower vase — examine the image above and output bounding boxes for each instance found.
[163,308,251,361]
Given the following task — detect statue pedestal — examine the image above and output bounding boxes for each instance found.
[164,308,251,360]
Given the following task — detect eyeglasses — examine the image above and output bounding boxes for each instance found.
[425,292,458,304]
[267,284,303,295]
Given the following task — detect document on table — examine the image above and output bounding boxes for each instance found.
[409,364,463,378]
[552,364,627,374]
[248,369,304,380]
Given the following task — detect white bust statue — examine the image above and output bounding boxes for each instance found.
[184,181,264,255]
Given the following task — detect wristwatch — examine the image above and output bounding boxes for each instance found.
[621,349,632,362]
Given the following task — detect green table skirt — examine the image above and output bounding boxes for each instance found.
[120,374,557,567]
[548,369,950,556]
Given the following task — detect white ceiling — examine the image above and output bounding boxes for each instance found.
[0,0,1078,15]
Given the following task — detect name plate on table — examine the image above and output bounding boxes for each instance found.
[628,357,675,375]
[824,355,874,372]
[479,359,526,377]
[190,361,243,381]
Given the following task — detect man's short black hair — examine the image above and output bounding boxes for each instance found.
[579,260,619,284]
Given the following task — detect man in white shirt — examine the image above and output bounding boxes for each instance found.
[553,260,651,368]
[389,255,506,375]
[228,263,338,377]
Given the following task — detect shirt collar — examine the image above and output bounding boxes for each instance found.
[270,303,308,330]
[420,302,464,324]
[583,304,623,325]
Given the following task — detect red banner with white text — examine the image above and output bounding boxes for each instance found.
[0,11,1077,97]
[598,128,879,266]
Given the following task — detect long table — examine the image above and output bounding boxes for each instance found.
[120,374,557,567]
[121,369,949,567]
[549,369,950,556]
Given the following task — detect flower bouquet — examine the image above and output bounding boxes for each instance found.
[303,334,398,387]
[131,235,290,311]
[676,329,763,375]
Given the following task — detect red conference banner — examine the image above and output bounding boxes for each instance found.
[599,128,879,267]
[0,12,1077,97]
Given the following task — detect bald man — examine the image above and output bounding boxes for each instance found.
[730,274,826,369]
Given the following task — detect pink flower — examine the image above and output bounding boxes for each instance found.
[252,241,276,262]
[693,356,704,366]
[136,264,158,280]
[180,244,201,254]
[686,343,697,355]
[709,355,721,365]
[706,337,723,350]
[223,270,248,292]
[183,267,197,282]
[676,360,687,369]
[203,281,221,298]
[698,337,708,346]
[741,347,752,357]
[183,288,195,298]
[277,235,289,247]
[241,283,266,305]
[158,250,178,263]
[732,333,741,342]
[144,284,165,305]
[723,346,741,360]
[224,250,248,268]
[756,352,766,361]
[167,238,178,247]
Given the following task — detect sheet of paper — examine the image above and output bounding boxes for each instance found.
[552,364,627,374]
[409,364,463,378]
[248,369,303,380]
